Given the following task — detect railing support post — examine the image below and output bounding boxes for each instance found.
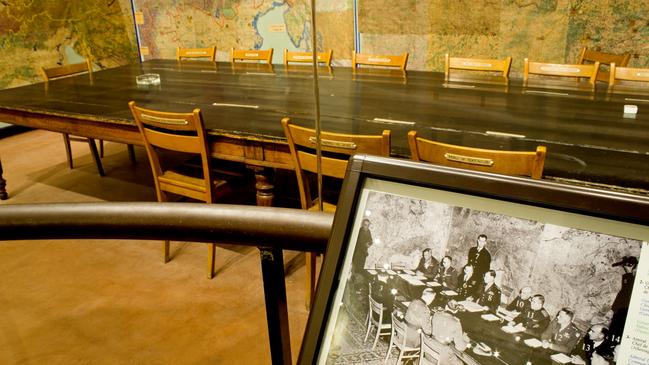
[259,247,292,365]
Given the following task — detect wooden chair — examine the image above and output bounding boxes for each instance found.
[609,63,649,88]
[419,333,444,365]
[176,46,216,61]
[578,47,630,83]
[445,54,512,80]
[129,101,231,279]
[352,51,408,71]
[40,60,135,176]
[524,58,599,88]
[283,49,333,67]
[408,131,546,179]
[281,117,390,308]
[364,295,392,350]
[384,315,420,364]
[230,48,273,64]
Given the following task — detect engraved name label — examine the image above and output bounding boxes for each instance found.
[371,117,415,125]
[212,103,259,109]
[462,61,492,68]
[308,137,357,149]
[540,66,580,73]
[187,51,207,55]
[141,114,188,125]
[486,130,526,138]
[294,55,312,60]
[368,57,391,63]
[444,153,494,166]
[636,72,649,77]
[245,53,259,57]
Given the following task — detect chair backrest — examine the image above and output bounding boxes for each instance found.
[391,315,413,350]
[444,54,512,80]
[578,47,630,83]
[176,47,216,61]
[524,58,599,87]
[128,101,214,203]
[283,49,333,67]
[40,60,93,81]
[281,117,391,209]
[369,295,384,326]
[609,63,649,87]
[352,51,408,71]
[231,48,273,64]
[408,131,546,179]
[419,333,443,365]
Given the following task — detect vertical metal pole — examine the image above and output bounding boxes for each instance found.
[0,157,7,200]
[310,0,323,212]
[259,247,292,365]
[129,0,144,62]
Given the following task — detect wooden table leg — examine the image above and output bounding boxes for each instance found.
[0,157,7,200]
[253,167,275,207]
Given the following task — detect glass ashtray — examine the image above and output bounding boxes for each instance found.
[136,73,161,86]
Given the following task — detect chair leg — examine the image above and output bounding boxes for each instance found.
[62,133,73,169]
[373,326,383,350]
[86,138,105,176]
[305,252,317,309]
[396,349,404,365]
[127,144,136,165]
[99,139,104,158]
[384,337,393,362]
[364,318,373,343]
[207,243,216,279]
[163,241,170,263]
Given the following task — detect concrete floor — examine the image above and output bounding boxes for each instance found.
[0,129,312,364]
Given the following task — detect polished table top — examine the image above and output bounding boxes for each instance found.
[0,59,648,191]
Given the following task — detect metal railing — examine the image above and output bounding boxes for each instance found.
[0,202,333,365]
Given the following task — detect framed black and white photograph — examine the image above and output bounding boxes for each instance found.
[299,156,649,365]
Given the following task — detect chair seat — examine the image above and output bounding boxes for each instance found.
[307,199,337,213]
[159,169,228,201]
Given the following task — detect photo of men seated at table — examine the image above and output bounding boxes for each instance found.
[330,191,641,365]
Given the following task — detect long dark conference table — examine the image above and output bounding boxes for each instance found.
[0,59,648,203]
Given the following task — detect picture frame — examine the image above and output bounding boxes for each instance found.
[298,155,649,365]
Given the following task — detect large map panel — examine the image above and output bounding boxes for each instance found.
[358,0,648,72]
[0,0,138,89]
[134,0,353,65]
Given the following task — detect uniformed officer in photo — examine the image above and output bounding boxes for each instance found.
[509,294,550,336]
[467,234,491,277]
[476,270,501,313]
[542,308,582,353]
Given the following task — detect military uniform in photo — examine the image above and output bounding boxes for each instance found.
[507,295,531,313]
[434,266,458,289]
[542,319,582,353]
[456,273,480,300]
[571,334,616,365]
[513,307,550,336]
[476,284,501,313]
[431,311,468,365]
[404,298,432,347]
[416,256,439,280]
[467,246,491,276]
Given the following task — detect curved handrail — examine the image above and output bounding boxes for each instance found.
[0,202,333,365]
[0,202,332,253]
